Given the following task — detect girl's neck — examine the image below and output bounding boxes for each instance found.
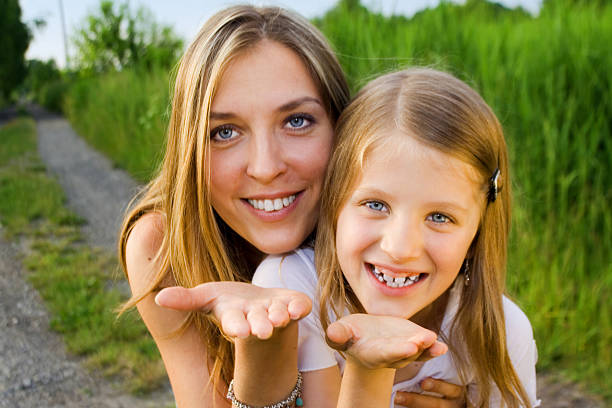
[411,289,450,334]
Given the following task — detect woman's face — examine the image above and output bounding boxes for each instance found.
[209,40,334,254]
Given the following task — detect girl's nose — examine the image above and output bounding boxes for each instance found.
[379,217,422,262]
[246,131,288,183]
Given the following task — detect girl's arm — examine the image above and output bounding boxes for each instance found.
[125,213,229,407]
[326,314,448,408]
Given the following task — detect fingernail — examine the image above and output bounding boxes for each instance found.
[421,379,433,390]
[154,292,162,306]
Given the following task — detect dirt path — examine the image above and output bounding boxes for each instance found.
[0,107,173,407]
[1,106,606,407]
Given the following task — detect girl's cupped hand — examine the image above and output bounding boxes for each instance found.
[325,314,448,369]
[155,282,312,340]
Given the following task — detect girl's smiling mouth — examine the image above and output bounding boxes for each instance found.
[366,263,427,289]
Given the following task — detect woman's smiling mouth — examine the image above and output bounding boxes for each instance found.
[246,193,297,212]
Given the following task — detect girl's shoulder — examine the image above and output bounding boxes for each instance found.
[501,295,534,340]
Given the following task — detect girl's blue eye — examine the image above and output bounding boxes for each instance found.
[429,213,450,223]
[365,201,387,212]
[211,126,237,141]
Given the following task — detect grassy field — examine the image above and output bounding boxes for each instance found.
[61,0,611,400]
[0,118,167,393]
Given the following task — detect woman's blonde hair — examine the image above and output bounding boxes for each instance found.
[118,5,349,396]
[316,68,530,407]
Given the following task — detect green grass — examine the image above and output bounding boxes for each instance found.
[0,118,167,394]
[62,0,611,401]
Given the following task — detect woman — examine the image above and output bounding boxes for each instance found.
[121,5,465,407]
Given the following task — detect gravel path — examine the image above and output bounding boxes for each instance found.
[0,107,173,407]
[1,106,606,407]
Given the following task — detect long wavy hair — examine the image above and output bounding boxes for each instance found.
[118,5,349,397]
[316,68,531,407]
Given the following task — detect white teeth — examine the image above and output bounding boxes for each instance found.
[248,195,296,212]
[372,265,421,288]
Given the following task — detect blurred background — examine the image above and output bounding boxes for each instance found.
[1,0,610,405]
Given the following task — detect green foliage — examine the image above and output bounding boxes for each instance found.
[65,68,169,181]
[0,118,167,393]
[22,59,70,113]
[0,0,31,101]
[73,0,183,73]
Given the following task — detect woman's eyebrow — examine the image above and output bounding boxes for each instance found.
[210,97,323,121]
[278,96,322,112]
[209,111,236,120]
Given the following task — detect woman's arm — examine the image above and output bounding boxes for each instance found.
[126,213,229,407]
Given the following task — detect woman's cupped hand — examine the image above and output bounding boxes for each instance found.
[155,282,312,340]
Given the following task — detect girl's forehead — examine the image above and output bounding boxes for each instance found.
[358,131,486,197]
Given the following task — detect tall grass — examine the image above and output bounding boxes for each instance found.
[65,68,170,182]
[64,0,611,399]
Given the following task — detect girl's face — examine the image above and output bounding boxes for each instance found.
[336,132,485,319]
[209,40,334,254]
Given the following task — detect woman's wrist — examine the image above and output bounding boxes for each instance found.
[232,321,300,405]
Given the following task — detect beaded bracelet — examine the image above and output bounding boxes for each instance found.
[226,372,304,408]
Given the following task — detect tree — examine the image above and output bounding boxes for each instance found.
[72,0,183,73]
[0,0,31,101]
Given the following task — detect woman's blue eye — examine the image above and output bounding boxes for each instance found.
[429,213,450,223]
[286,114,313,130]
[212,126,237,141]
[365,201,387,212]
[290,116,304,127]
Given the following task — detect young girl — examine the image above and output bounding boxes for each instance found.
[250,68,539,407]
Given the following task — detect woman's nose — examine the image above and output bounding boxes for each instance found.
[246,131,288,183]
[379,217,422,262]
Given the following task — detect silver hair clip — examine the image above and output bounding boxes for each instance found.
[488,168,501,203]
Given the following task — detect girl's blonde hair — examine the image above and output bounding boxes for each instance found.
[118,5,349,395]
[316,68,530,407]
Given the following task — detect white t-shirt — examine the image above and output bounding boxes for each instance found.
[252,247,540,407]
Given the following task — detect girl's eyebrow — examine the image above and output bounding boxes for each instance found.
[210,96,323,121]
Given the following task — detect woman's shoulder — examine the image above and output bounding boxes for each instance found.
[125,211,171,291]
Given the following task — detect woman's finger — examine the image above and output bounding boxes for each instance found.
[155,285,215,311]
[286,295,312,320]
[220,308,251,339]
[267,299,291,327]
[421,378,464,399]
[246,306,274,339]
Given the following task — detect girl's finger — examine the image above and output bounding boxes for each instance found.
[267,299,291,327]
[325,321,354,351]
[415,341,449,362]
[220,308,251,339]
[421,378,464,399]
[246,306,274,339]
